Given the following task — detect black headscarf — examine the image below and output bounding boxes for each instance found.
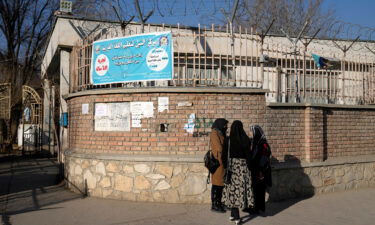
[250,125,272,187]
[230,120,251,149]
[251,125,267,147]
[222,120,251,167]
[211,118,228,136]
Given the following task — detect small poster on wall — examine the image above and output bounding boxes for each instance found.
[94,102,130,131]
[82,103,89,114]
[130,102,154,128]
[158,97,169,112]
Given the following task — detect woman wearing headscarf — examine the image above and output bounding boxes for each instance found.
[210,118,229,213]
[222,120,253,224]
[250,125,272,214]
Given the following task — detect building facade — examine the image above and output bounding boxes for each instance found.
[42,15,375,202]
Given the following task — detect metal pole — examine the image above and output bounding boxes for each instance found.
[134,0,144,33]
[48,81,52,155]
[259,20,275,89]
[230,22,235,84]
[342,51,346,104]
[22,114,24,155]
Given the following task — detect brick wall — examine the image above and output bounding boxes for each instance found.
[68,92,266,155]
[265,107,306,162]
[326,108,375,158]
[266,105,375,162]
[67,91,375,162]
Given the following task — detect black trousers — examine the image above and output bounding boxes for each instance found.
[253,181,266,212]
[211,185,223,204]
[231,208,240,220]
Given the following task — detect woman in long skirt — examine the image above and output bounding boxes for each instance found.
[222,120,253,224]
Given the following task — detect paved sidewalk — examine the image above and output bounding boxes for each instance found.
[1,155,375,225]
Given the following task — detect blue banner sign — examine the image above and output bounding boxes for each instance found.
[90,32,173,85]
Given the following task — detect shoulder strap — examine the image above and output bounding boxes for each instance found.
[227,139,231,170]
[216,131,222,159]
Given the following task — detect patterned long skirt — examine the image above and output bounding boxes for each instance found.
[222,158,253,209]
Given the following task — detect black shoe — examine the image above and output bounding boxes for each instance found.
[218,204,226,212]
[211,204,226,213]
[242,207,258,214]
[242,208,251,214]
[258,209,266,217]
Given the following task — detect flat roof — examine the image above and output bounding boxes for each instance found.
[55,13,375,43]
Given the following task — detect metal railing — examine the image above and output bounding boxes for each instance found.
[71,23,375,105]
[0,83,11,120]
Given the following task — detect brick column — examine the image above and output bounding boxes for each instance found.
[304,107,324,162]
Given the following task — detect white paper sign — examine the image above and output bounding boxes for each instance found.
[95,103,108,117]
[94,102,130,131]
[177,102,193,107]
[143,102,154,118]
[130,102,154,127]
[158,97,169,112]
[184,113,195,134]
[82,103,89,114]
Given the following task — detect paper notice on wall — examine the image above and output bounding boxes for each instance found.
[177,102,193,107]
[158,97,169,112]
[82,103,89,114]
[95,103,108,117]
[130,102,154,127]
[183,113,195,134]
[132,118,142,128]
[142,102,154,118]
[94,102,130,131]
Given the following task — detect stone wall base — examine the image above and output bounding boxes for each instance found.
[270,157,375,201]
[65,151,210,203]
[65,151,375,203]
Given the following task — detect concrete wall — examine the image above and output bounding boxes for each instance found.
[42,19,81,76]
[42,79,56,155]
[60,49,71,158]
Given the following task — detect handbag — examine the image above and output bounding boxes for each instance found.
[224,139,232,185]
[204,150,220,174]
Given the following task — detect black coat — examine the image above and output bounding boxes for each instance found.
[222,137,251,169]
[250,140,272,187]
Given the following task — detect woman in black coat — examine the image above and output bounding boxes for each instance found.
[249,125,272,214]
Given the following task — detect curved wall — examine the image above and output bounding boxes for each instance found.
[67,88,266,155]
[64,88,375,202]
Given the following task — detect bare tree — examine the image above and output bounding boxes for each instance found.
[235,0,335,37]
[72,0,146,23]
[0,0,58,140]
[0,0,58,91]
[72,0,120,20]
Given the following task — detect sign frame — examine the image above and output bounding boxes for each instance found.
[90,31,174,85]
